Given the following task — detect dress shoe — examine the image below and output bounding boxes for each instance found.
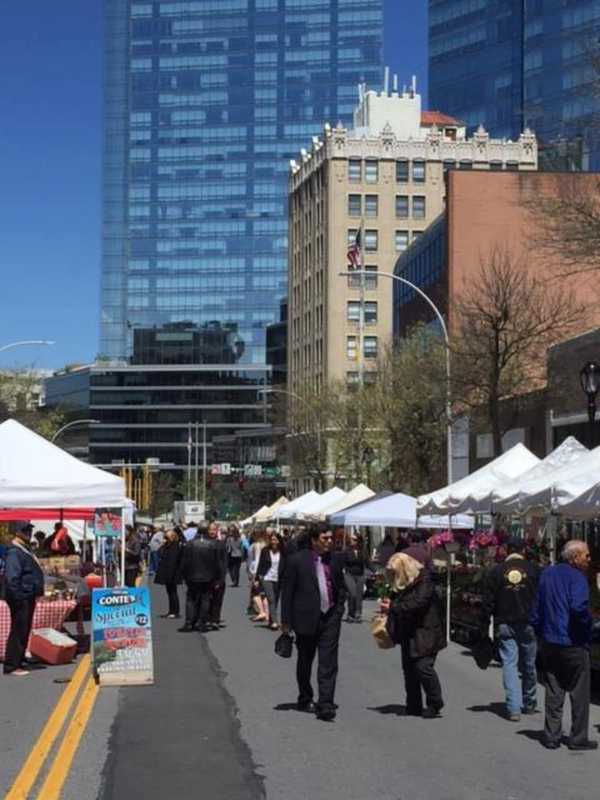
[316,708,336,722]
[177,625,194,633]
[422,706,443,719]
[568,740,598,751]
[541,739,560,750]
[297,701,315,713]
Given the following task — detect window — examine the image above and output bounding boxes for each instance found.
[412,230,423,241]
[347,228,358,245]
[365,301,378,324]
[413,196,426,219]
[365,194,378,218]
[365,160,378,183]
[413,160,426,183]
[347,371,359,386]
[459,161,473,170]
[348,264,378,290]
[443,159,456,172]
[490,161,503,171]
[396,159,409,183]
[348,194,362,217]
[395,195,409,218]
[348,159,361,182]
[365,229,378,251]
[347,336,358,360]
[347,301,360,322]
[364,336,378,359]
[395,230,409,252]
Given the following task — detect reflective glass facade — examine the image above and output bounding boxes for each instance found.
[428,0,600,166]
[101,0,383,362]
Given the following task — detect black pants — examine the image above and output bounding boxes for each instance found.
[4,597,36,674]
[295,611,342,711]
[209,581,226,624]
[125,568,138,588]
[540,641,591,746]
[228,557,242,586]
[165,582,180,616]
[185,581,211,629]
[401,644,443,714]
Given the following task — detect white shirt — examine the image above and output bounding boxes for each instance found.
[264,551,281,582]
[184,526,197,542]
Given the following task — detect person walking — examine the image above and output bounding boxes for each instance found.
[123,525,142,587]
[481,537,539,721]
[225,525,244,587]
[148,527,164,576]
[380,552,446,718]
[247,530,268,619]
[3,522,44,677]
[179,524,222,633]
[154,530,183,618]
[343,533,366,623]
[207,522,227,630]
[530,539,597,751]
[257,532,286,629]
[281,527,346,722]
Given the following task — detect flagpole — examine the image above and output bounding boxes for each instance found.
[358,218,365,389]
[187,421,192,500]
[195,421,199,502]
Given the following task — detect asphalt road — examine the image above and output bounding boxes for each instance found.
[3,582,600,800]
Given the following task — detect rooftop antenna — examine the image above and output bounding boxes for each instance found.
[411,75,417,96]
[393,74,398,93]
[384,66,390,95]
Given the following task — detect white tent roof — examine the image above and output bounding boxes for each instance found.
[298,487,347,521]
[274,490,321,520]
[258,496,288,522]
[314,483,375,521]
[491,437,588,514]
[417,443,540,515]
[340,492,473,529]
[0,419,128,508]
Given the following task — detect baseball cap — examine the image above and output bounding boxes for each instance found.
[15,521,34,535]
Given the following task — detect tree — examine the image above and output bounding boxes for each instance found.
[0,370,66,440]
[147,473,176,520]
[366,326,448,495]
[452,246,587,457]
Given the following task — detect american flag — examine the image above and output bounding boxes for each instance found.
[347,229,362,270]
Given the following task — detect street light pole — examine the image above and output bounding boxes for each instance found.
[51,418,100,443]
[580,361,600,447]
[0,340,55,355]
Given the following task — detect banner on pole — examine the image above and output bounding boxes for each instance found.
[91,586,154,686]
[94,508,123,538]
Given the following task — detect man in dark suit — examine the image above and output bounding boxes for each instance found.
[178,524,222,633]
[207,522,227,630]
[281,527,346,721]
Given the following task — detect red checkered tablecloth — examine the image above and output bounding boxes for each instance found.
[0,598,77,661]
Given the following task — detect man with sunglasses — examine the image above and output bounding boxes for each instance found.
[281,527,346,721]
[531,539,596,751]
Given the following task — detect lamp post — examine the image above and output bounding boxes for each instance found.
[580,361,600,446]
[258,387,323,491]
[0,340,55,356]
[362,445,375,486]
[51,419,100,444]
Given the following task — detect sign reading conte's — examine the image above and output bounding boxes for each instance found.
[91,586,154,686]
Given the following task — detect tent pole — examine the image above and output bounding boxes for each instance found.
[120,514,126,588]
[83,520,87,562]
[446,514,453,644]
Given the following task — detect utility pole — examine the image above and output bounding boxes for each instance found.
[202,422,207,509]
[195,421,200,501]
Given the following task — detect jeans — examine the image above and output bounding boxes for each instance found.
[496,622,537,715]
[344,573,364,619]
[149,550,160,575]
[165,582,180,616]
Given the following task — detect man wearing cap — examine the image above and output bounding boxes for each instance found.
[481,537,539,721]
[3,522,45,676]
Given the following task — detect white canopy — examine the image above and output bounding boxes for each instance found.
[417,443,540,515]
[274,490,321,521]
[314,483,375,521]
[490,437,588,514]
[298,487,347,521]
[339,492,473,529]
[0,419,128,508]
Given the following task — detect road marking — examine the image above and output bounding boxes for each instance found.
[5,654,91,800]
[36,674,99,800]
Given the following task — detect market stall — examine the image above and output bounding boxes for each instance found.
[310,483,374,522]
[273,490,321,522]
[335,491,474,529]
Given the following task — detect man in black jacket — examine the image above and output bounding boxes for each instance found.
[178,524,222,633]
[3,522,44,676]
[207,522,227,630]
[281,527,346,721]
[481,538,539,721]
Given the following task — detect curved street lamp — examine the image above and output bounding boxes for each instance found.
[580,361,600,442]
[0,340,55,355]
[52,418,100,444]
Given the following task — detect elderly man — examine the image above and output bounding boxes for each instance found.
[3,522,44,676]
[530,539,596,751]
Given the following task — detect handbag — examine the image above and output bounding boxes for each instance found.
[371,613,395,650]
[274,632,294,659]
[472,633,494,670]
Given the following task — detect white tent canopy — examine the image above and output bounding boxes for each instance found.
[490,437,588,514]
[417,443,540,515]
[314,483,375,521]
[274,490,321,521]
[298,487,347,521]
[339,492,473,529]
[0,419,128,508]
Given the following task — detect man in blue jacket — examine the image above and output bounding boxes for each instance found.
[530,539,596,750]
[3,522,45,676]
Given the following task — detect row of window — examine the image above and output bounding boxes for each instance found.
[347,228,423,252]
[346,335,378,360]
[348,159,427,184]
[347,301,377,324]
[347,194,427,219]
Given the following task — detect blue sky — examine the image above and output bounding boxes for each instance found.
[0,1,427,371]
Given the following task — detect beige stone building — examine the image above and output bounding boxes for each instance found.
[287,83,538,397]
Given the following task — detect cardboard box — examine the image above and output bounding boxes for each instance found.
[29,628,78,665]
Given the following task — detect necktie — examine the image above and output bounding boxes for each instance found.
[316,556,331,614]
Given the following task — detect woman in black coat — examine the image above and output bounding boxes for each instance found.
[256,533,287,630]
[154,530,183,618]
[381,552,446,718]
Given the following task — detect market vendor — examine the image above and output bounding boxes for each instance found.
[3,522,45,676]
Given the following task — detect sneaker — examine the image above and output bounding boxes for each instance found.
[541,738,560,750]
[508,713,521,722]
[568,740,598,751]
[177,625,194,633]
[522,705,538,715]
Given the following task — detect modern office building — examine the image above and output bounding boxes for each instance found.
[428,0,600,168]
[99,0,384,474]
[288,83,537,395]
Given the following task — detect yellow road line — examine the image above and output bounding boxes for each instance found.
[5,655,91,800]
[36,675,99,800]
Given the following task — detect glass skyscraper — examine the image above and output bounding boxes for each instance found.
[428,0,600,167]
[101,0,383,363]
